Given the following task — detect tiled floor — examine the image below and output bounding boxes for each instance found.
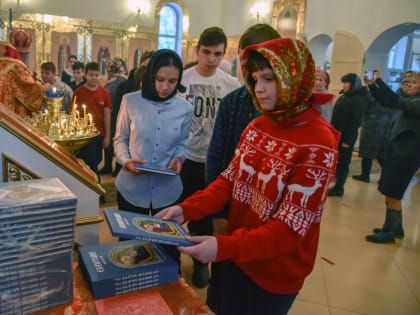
[99,167,420,315]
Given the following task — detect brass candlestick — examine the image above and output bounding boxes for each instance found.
[25,96,99,153]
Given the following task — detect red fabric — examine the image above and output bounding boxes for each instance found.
[0,41,24,61]
[0,57,44,117]
[180,107,340,294]
[242,38,316,123]
[311,92,335,106]
[71,85,111,136]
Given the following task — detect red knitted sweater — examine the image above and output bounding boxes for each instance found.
[180,107,340,294]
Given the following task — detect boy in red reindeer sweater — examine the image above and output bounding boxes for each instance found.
[157,38,340,315]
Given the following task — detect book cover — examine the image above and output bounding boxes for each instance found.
[104,208,194,247]
[134,164,177,176]
[94,290,173,315]
[78,240,179,299]
[0,178,77,216]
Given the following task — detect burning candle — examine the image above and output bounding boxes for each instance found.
[73,104,77,125]
[82,104,87,123]
[88,113,92,126]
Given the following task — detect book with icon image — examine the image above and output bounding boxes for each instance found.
[104,208,194,247]
[78,240,179,299]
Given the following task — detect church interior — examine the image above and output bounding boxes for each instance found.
[0,0,419,314]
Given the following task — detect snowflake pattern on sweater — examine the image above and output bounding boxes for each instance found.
[222,116,337,236]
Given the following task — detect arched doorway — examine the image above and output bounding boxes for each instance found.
[308,34,333,71]
[365,23,420,91]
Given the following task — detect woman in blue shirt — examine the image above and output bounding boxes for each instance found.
[114,49,193,216]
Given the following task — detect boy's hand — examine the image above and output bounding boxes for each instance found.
[178,236,218,263]
[155,205,184,224]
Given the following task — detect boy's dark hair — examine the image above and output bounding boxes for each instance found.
[197,26,227,52]
[245,51,272,88]
[239,23,281,51]
[85,61,100,73]
[72,61,84,71]
[41,62,56,74]
[68,54,77,61]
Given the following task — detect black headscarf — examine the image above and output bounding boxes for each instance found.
[341,73,362,92]
[141,49,186,102]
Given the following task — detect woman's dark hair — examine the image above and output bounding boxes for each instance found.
[141,49,185,102]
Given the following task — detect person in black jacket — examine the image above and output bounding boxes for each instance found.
[365,70,420,243]
[329,73,369,196]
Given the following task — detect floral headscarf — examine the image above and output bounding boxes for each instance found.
[242,38,332,123]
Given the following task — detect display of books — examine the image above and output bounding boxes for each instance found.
[78,240,179,299]
[0,178,77,314]
[134,164,177,176]
[104,208,194,247]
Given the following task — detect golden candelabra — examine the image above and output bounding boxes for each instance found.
[25,96,99,153]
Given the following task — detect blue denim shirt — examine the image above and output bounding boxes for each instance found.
[114,91,193,208]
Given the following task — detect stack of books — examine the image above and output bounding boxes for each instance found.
[78,240,179,299]
[0,178,77,315]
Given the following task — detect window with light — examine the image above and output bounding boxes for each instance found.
[158,3,183,54]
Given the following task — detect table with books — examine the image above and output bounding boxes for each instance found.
[31,260,213,315]
[0,180,212,315]
[29,207,213,315]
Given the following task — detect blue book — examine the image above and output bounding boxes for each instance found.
[104,208,194,247]
[78,240,179,299]
[0,178,77,217]
[134,163,177,176]
[0,252,73,315]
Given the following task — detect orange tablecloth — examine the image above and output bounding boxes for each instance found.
[31,262,213,315]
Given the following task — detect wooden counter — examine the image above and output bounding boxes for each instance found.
[31,262,213,315]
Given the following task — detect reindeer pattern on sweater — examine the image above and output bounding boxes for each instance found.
[222,115,337,237]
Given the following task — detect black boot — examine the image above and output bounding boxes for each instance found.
[372,219,405,239]
[366,208,402,243]
[352,158,371,183]
[328,167,348,197]
[192,258,209,288]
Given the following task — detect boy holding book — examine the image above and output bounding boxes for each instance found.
[157,38,340,314]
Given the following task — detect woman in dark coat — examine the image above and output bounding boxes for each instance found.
[365,70,420,243]
[329,73,369,196]
[352,94,394,182]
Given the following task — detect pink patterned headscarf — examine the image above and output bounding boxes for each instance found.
[242,38,333,123]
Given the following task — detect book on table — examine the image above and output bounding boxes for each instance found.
[104,208,194,247]
[78,240,179,299]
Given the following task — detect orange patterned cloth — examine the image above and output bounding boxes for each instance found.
[0,56,45,117]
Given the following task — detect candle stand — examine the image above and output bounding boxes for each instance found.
[25,96,99,153]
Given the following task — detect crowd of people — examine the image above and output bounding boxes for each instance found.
[1,22,419,314]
